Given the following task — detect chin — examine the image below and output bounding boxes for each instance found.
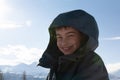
[63,52,73,55]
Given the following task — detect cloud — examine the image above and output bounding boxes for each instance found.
[0,20,32,29]
[102,36,120,41]
[0,45,43,66]
[26,20,32,27]
[106,63,120,73]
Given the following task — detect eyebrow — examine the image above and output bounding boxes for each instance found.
[66,32,77,34]
[56,32,76,36]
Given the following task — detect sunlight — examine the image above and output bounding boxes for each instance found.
[0,0,12,19]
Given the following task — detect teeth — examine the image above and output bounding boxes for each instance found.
[63,47,69,50]
[64,48,68,49]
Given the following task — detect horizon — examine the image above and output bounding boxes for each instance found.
[0,61,120,75]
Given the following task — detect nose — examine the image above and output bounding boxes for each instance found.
[61,38,68,46]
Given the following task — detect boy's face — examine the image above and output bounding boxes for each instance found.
[56,27,82,55]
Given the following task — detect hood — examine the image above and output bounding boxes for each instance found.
[38,10,99,68]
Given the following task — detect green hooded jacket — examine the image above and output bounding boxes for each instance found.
[38,10,109,80]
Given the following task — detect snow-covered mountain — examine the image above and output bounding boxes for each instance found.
[109,70,120,80]
[0,62,49,77]
[0,62,120,80]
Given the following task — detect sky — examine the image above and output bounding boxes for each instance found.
[0,0,120,73]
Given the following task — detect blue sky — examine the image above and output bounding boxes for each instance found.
[0,0,120,73]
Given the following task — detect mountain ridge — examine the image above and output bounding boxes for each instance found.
[0,62,120,80]
[0,62,49,77]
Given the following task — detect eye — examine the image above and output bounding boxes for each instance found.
[69,34,74,37]
[67,34,75,38]
[56,36,62,39]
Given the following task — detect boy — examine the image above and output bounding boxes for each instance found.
[38,10,109,80]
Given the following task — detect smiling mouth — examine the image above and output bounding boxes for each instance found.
[63,48,69,51]
[62,46,72,51]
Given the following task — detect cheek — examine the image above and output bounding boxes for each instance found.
[73,38,81,48]
[76,41,81,48]
[57,41,61,47]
